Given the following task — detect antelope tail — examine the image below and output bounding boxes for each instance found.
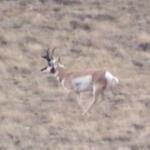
[105,71,119,88]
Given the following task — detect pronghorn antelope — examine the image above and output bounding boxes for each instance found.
[41,49,119,114]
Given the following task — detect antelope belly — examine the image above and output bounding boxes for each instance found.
[73,75,93,92]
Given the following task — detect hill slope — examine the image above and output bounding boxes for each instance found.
[0,0,150,150]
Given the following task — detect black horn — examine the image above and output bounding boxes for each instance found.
[51,48,55,58]
[42,49,51,62]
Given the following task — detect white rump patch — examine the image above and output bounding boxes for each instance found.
[73,75,93,92]
[105,71,119,88]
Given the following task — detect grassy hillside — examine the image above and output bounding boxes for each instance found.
[0,0,150,149]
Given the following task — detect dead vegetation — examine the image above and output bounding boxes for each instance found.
[0,0,150,150]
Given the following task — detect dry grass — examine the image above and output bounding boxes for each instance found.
[0,0,150,150]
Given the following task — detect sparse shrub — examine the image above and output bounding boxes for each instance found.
[138,42,150,51]
[0,36,7,46]
[70,20,91,31]
[53,0,81,5]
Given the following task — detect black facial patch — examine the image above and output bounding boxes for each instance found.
[50,67,56,74]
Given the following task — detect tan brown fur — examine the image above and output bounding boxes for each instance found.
[41,51,118,114]
[53,64,108,114]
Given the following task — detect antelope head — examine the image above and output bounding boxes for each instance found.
[41,48,56,73]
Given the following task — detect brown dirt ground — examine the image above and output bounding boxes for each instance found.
[0,0,150,150]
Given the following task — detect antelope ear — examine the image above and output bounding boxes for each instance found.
[57,57,65,68]
[41,66,47,72]
[54,57,61,63]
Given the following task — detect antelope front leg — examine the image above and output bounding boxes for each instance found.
[64,89,73,101]
[76,92,85,111]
